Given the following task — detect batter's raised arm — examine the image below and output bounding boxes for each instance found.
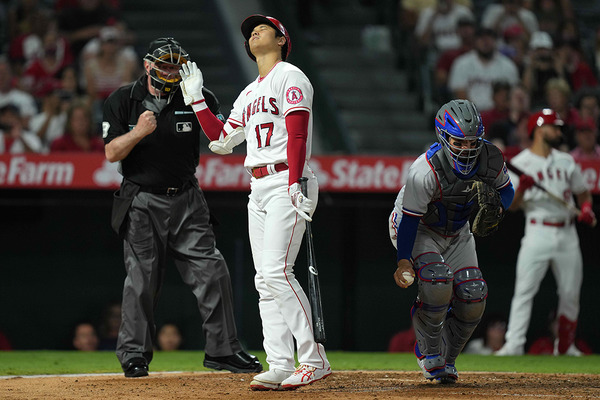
[180,61,245,153]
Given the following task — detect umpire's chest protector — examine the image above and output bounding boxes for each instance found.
[422,142,504,234]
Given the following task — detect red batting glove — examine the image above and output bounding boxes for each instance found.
[518,174,535,192]
[578,202,596,226]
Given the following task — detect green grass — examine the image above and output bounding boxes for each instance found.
[0,351,599,376]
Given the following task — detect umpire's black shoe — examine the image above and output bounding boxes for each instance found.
[122,357,149,378]
[203,350,263,373]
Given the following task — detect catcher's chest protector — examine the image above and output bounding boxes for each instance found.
[422,143,504,234]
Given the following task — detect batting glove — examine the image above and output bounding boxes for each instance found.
[179,61,204,106]
[208,127,246,155]
[518,174,535,192]
[288,182,313,222]
[577,202,596,226]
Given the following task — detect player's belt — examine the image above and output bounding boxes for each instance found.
[529,218,573,227]
[138,180,193,197]
[251,163,289,179]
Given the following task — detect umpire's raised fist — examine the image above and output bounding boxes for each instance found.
[137,110,157,137]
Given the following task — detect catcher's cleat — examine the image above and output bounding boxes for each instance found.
[122,357,149,378]
[415,344,447,380]
[203,350,263,373]
[250,369,294,391]
[280,364,332,390]
[438,363,458,384]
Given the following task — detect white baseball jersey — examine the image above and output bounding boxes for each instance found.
[509,148,587,221]
[226,61,313,169]
[448,51,519,111]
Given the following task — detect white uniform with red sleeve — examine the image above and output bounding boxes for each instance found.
[229,60,327,372]
[502,148,588,352]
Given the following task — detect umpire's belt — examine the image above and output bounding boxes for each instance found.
[251,163,288,179]
[138,180,193,197]
[529,218,574,227]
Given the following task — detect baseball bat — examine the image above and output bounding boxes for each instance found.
[298,177,327,343]
[505,160,584,216]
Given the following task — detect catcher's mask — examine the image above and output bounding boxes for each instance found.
[527,108,564,137]
[241,14,291,61]
[144,37,189,100]
[435,99,484,176]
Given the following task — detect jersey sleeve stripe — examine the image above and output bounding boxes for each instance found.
[496,177,511,190]
[283,106,310,116]
[402,208,423,218]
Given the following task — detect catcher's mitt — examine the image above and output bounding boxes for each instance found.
[471,181,504,237]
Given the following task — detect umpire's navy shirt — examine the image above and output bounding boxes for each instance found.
[102,75,223,187]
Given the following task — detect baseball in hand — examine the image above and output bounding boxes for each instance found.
[402,271,415,285]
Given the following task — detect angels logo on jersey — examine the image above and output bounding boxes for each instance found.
[286,86,303,104]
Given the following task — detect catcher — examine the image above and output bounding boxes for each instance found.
[388,99,514,383]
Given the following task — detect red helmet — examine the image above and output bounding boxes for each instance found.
[527,109,564,137]
[241,14,291,62]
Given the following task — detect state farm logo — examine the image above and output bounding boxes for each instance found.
[0,156,73,185]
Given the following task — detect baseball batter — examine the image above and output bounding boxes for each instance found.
[179,15,330,390]
[495,109,596,356]
[389,99,514,383]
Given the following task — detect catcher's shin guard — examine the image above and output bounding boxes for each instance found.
[557,315,577,355]
[412,253,454,355]
[442,267,487,364]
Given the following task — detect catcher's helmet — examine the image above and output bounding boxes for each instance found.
[241,14,291,61]
[527,108,563,137]
[144,37,189,98]
[435,99,484,176]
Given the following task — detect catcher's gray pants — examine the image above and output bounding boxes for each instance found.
[116,181,241,366]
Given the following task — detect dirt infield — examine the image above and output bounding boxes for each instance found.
[2,371,599,399]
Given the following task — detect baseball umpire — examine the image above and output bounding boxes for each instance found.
[389,99,515,383]
[102,37,262,377]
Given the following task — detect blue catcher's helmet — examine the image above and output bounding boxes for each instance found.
[435,99,484,175]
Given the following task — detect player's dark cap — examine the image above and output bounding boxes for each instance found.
[527,109,564,137]
[241,14,291,62]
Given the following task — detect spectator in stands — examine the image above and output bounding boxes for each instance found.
[0,57,38,127]
[528,310,592,355]
[21,19,74,98]
[0,104,42,153]
[522,31,562,110]
[544,77,577,150]
[570,117,600,160]
[156,324,183,351]
[464,313,507,355]
[72,322,99,351]
[481,0,539,40]
[448,26,519,111]
[97,301,121,351]
[434,15,476,104]
[82,25,136,125]
[531,0,574,38]
[574,89,600,131]
[57,0,119,58]
[29,88,69,152]
[485,84,531,156]
[80,23,137,74]
[49,101,103,152]
[388,323,416,353]
[555,38,598,93]
[481,81,511,135]
[595,27,600,81]
[414,0,474,113]
[498,23,528,75]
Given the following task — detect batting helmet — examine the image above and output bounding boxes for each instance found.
[241,14,291,61]
[435,99,485,176]
[144,37,189,97]
[527,109,563,137]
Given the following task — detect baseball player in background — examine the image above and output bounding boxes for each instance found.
[179,14,331,390]
[389,99,514,383]
[495,109,596,356]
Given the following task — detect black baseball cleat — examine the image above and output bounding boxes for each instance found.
[203,350,263,373]
[122,357,149,378]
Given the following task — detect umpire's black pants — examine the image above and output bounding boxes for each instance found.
[115,181,241,366]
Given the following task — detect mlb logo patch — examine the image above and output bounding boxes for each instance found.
[177,122,193,132]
